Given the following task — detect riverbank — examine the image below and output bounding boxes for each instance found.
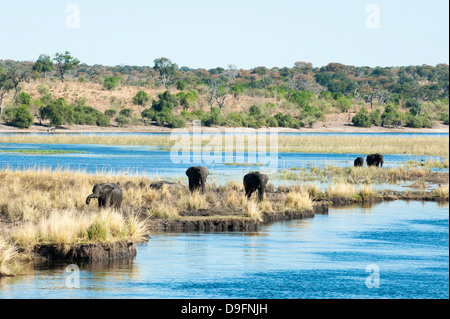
[0,168,448,277]
[1,121,449,134]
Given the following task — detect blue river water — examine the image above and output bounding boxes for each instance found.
[0,143,446,186]
[0,201,447,299]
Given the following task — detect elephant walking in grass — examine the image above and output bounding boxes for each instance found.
[86,183,123,209]
[186,166,209,194]
[243,172,269,202]
[354,157,364,167]
[366,153,384,168]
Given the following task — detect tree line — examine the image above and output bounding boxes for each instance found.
[0,52,448,129]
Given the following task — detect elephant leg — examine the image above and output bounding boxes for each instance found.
[201,178,206,194]
[98,196,105,208]
[259,186,265,202]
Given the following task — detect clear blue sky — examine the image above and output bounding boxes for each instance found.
[0,0,448,69]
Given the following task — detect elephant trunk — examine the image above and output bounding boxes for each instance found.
[86,193,98,205]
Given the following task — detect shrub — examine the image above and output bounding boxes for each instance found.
[381,104,405,128]
[405,114,432,128]
[119,108,132,118]
[141,108,155,120]
[336,96,352,112]
[96,114,110,127]
[16,92,31,106]
[104,77,120,90]
[352,108,371,127]
[176,80,188,90]
[104,109,117,118]
[132,90,150,106]
[115,115,130,127]
[203,107,225,126]
[3,105,34,128]
[266,117,279,127]
[152,91,178,112]
[369,109,382,126]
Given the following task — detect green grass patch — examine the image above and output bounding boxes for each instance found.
[0,149,88,155]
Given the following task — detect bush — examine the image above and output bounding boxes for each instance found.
[16,92,31,106]
[203,107,224,126]
[405,114,432,128]
[369,109,382,126]
[3,105,34,128]
[266,117,279,127]
[119,108,132,118]
[381,104,405,128]
[141,108,155,120]
[152,91,178,112]
[115,115,130,127]
[352,108,371,127]
[176,80,188,90]
[274,113,303,128]
[132,90,150,106]
[39,98,74,127]
[96,114,110,127]
[104,77,120,91]
[336,96,352,112]
[105,109,117,118]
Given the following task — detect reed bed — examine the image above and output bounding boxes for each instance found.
[277,165,449,185]
[0,236,21,277]
[1,134,448,156]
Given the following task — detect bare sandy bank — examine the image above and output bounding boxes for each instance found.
[0,122,448,134]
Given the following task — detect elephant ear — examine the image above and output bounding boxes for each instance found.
[261,174,269,187]
[103,184,115,194]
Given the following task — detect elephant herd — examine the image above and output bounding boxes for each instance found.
[354,153,384,168]
[86,154,384,210]
[85,167,269,210]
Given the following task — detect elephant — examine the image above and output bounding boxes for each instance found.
[86,183,123,209]
[185,166,209,194]
[366,153,384,168]
[354,157,364,167]
[243,171,269,202]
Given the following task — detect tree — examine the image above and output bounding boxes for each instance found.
[103,76,120,90]
[152,91,178,112]
[32,54,54,78]
[132,90,150,106]
[54,51,80,82]
[40,98,74,127]
[5,105,34,128]
[352,108,372,127]
[0,73,13,118]
[154,57,178,88]
[6,65,31,101]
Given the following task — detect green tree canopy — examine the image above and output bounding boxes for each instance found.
[32,54,54,77]
[54,51,80,82]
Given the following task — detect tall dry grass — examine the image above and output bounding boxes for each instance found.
[1,135,448,156]
[11,209,148,249]
[0,236,21,277]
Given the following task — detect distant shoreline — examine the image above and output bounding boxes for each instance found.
[1,122,449,134]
